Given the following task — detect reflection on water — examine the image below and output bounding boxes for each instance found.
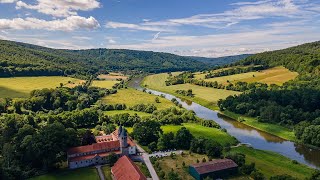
[129,77,320,169]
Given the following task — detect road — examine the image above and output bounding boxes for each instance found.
[136,145,159,180]
[95,165,106,180]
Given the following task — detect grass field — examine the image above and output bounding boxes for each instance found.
[102,166,112,180]
[223,111,295,141]
[105,110,152,117]
[102,88,176,110]
[142,73,241,109]
[197,66,298,85]
[91,80,120,89]
[127,123,237,146]
[97,73,128,80]
[230,146,314,179]
[30,167,99,180]
[155,151,209,180]
[0,76,84,98]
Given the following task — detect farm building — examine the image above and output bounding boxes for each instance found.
[111,155,147,180]
[67,126,137,169]
[189,159,238,180]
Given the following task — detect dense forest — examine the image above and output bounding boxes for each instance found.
[188,54,251,66]
[220,41,320,147]
[0,40,207,78]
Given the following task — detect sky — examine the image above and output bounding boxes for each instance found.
[0,0,319,57]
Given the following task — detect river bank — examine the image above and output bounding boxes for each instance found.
[130,75,320,169]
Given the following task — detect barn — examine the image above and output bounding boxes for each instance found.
[189,159,238,180]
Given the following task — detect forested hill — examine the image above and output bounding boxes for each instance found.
[0,39,206,78]
[189,54,251,66]
[237,41,320,76]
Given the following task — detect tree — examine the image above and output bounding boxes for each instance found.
[270,174,297,180]
[132,120,162,146]
[107,153,119,166]
[240,163,256,175]
[148,142,158,152]
[175,127,193,150]
[309,170,320,180]
[250,171,265,180]
[205,140,223,158]
[157,132,175,150]
[225,152,246,166]
[167,169,180,180]
[155,97,160,103]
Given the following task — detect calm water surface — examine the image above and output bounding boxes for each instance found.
[129,77,320,169]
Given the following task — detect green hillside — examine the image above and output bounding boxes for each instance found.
[0,40,206,78]
[237,41,320,88]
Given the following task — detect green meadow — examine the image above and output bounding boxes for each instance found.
[127,123,237,146]
[29,167,99,180]
[91,80,120,89]
[102,88,176,110]
[230,146,314,179]
[142,73,241,110]
[0,76,84,98]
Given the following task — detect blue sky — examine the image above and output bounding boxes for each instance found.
[0,0,319,57]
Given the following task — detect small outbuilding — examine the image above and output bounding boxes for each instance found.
[189,159,238,180]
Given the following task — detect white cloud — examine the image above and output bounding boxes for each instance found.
[106,21,174,32]
[16,0,100,17]
[106,0,315,31]
[107,24,320,57]
[0,0,16,3]
[0,16,100,31]
[108,39,116,44]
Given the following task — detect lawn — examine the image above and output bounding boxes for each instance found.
[155,151,209,180]
[222,111,295,141]
[230,146,314,179]
[142,73,241,110]
[127,123,237,146]
[0,76,84,98]
[162,123,238,146]
[198,66,298,85]
[105,110,152,117]
[91,80,120,89]
[102,166,112,180]
[135,162,151,178]
[30,167,99,180]
[102,88,176,110]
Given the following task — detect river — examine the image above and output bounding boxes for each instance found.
[128,77,320,169]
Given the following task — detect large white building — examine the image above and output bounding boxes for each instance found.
[67,126,137,169]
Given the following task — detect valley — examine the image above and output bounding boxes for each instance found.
[0,41,320,180]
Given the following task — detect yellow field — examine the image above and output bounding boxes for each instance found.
[97,73,128,80]
[91,80,120,89]
[142,73,241,109]
[197,66,298,85]
[101,88,176,110]
[0,76,84,98]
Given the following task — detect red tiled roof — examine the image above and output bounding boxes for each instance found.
[96,135,114,143]
[68,140,120,155]
[111,156,147,180]
[69,151,122,162]
[191,159,238,175]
